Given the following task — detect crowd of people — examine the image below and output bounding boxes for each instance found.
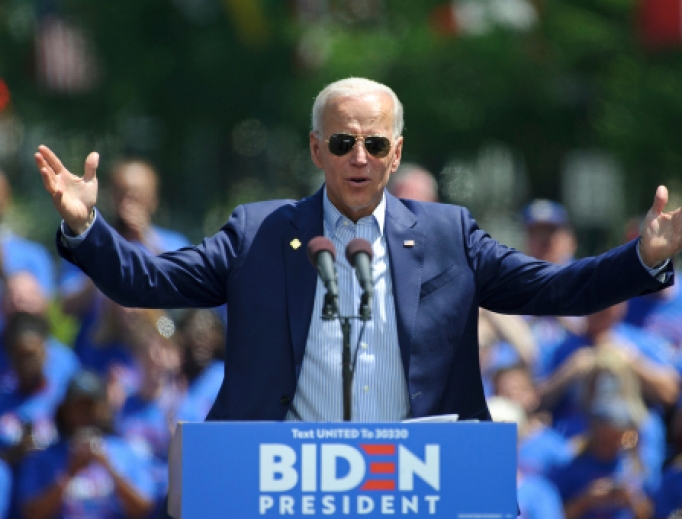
[0,156,679,519]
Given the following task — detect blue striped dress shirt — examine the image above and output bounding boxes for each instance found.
[285,189,411,422]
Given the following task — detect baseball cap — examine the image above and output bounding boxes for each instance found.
[589,397,637,429]
[522,199,569,227]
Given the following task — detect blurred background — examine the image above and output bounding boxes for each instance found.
[1,0,682,253]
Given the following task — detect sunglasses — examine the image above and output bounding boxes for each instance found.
[325,133,392,158]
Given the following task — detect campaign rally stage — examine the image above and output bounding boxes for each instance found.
[169,421,517,518]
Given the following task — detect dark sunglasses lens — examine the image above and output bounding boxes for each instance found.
[364,137,391,158]
[328,134,356,156]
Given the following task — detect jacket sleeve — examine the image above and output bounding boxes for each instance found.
[55,207,248,309]
[462,209,674,316]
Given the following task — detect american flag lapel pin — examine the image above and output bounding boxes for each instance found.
[403,240,415,248]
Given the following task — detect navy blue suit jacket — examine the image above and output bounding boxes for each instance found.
[57,188,673,423]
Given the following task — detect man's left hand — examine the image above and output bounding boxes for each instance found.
[639,185,682,268]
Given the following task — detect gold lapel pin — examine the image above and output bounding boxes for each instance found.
[290,238,302,250]
[403,240,415,248]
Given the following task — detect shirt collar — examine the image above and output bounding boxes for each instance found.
[323,186,386,238]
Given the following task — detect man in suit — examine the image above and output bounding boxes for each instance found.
[35,78,680,508]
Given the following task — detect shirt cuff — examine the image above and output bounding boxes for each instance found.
[60,210,98,248]
[636,238,670,282]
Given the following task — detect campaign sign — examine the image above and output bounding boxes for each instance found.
[169,422,517,518]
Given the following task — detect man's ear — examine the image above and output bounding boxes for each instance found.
[310,132,324,169]
[390,136,404,173]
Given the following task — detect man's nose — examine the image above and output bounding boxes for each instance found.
[350,138,369,166]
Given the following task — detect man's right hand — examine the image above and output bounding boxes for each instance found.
[35,145,99,235]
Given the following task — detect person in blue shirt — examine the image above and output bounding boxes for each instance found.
[550,397,654,519]
[487,396,565,518]
[653,399,682,518]
[174,309,225,423]
[115,321,183,513]
[0,312,65,465]
[540,302,679,438]
[17,370,154,519]
[0,171,55,301]
[0,272,79,404]
[492,364,573,477]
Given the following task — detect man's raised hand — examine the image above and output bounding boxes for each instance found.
[639,185,682,268]
[35,145,99,235]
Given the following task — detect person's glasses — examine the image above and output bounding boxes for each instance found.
[325,133,392,158]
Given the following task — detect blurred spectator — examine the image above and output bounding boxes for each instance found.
[0,170,55,301]
[550,397,653,519]
[479,309,537,396]
[0,458,11,519]
[174,309,225,422]
[115,323,182,513]
[520,199,584,380]
[492,364,573,477]
[654,397,682,518]
[0,313,61,466]
[17,370,154,519]
[540,302,679,438]
[387,163,439,202]
[487,396,565,519]
[59,160,190,363]
[0,272,79,399]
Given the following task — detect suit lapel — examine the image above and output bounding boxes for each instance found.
[284,189,324,374]
[385,193,424,381]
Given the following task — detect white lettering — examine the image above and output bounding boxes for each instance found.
[321,495,335,515]
[425,496,440,514]
[302,495,315,515]
[357,496,374,514]
[402,496,419,514]
[301,444,317,492]
[399,445,440,491]
[260,445,298,492]
[382,495,395,514]
[280,496,295,514]
[321,445,365,492]
[259,495,274,514]
[342,495,350,514]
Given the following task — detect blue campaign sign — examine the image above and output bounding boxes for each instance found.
[170,421,517,518]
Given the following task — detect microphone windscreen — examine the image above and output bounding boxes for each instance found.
[307,236,336,266]
[345,238,373,264]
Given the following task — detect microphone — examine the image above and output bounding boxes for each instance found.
[307,237,339,320]
[346,238,374,321]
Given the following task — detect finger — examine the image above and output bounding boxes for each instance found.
[37,145,65,175]
[39,167,57,194]
[651,185,668,215]
[83,152,99,182]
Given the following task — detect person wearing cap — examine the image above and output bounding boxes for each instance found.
[520,199,585,383]
[550,396,654,519]
[16,370,154,519]
[522,199,577,266]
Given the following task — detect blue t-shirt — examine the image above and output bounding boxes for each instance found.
[653,461,682,519]
[1,233,55,298]
[519,424,573,476]
[517,473,564,519]
[550,451,648,519]
[547,323,673,437]
[18,436,154,519]
[176,361,224,422]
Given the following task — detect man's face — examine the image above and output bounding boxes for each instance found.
[309,93,403,221]
[111,164,158,216]
[526,223,575,264]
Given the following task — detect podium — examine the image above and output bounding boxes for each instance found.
[169,421,517,518]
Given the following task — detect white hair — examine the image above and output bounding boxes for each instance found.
[311,78,404,138]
